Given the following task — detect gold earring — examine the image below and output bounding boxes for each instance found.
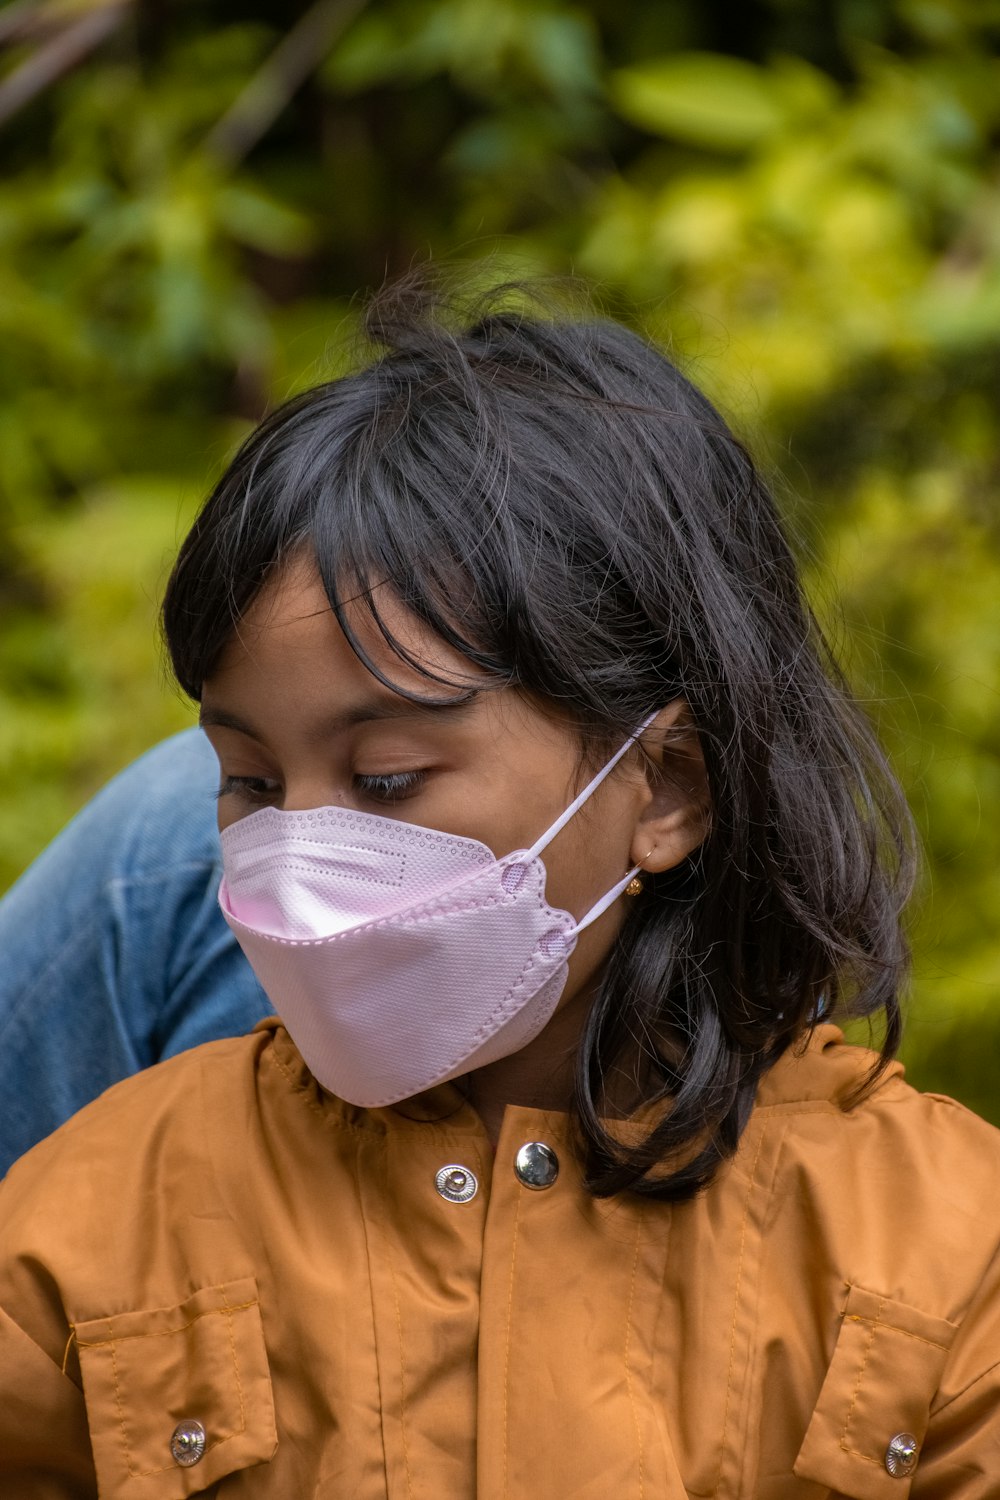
[625,851,654,897]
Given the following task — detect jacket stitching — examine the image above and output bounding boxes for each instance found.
[622,1206,646,1500]
[840,1295,883,1457]
[502,1186,523,1500]
[267,1045,392,1138]
[267,1045,344,1129]
[844,1314,949,1351]
[716,1118,769,1494]
[387,1242,415,1500]
[109,1334,130,1478]
[266,1045,475,1143]
[754,1096,921,1116]
[88,1304,253,1478]
[222,1289,248,1440]
[75,1299,257,1347]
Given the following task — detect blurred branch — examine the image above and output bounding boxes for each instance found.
[0,0,129,128]
[0,1,44,47]
[202,0,369,168]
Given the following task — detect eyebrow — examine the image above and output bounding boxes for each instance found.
[198,693,478,745]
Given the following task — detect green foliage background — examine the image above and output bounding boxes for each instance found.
[1,0,998,1114]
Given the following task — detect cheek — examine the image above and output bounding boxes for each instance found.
[562,901,629,1009]
[540,799,636,923]
[545,808,639,1010]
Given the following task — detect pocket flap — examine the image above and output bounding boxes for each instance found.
[74,1277,276,1498]
[793,1285,957,1498]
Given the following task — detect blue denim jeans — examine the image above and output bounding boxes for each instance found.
[0,730,270,1173]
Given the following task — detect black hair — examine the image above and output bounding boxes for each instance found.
[162,276,915,1202]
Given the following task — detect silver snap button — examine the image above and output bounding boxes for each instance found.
[435,1163,478,1203]
[170,1419,207,1466]
[514,1141,559,1189]
[885,1432,919,1477]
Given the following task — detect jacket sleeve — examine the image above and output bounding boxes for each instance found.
[0,1305,96,1497]
[914,1244,1000,1496]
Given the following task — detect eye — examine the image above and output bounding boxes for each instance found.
[353,770,426,805]
[217,773,281,806]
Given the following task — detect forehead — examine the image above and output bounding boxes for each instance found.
[197,554,573,761]
[206,554,485,704]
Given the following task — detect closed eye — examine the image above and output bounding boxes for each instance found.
[217,773,281,806]
[354,771,426,805]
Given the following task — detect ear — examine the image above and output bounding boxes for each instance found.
[629,701,710,875]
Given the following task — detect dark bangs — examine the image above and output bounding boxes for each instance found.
[166,302,697,731]
[162,282,915,1202]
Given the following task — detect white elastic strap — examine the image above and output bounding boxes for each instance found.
[573,864,642,934]
[525,711,659,862]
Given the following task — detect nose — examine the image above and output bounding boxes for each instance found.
[279,773,351,813]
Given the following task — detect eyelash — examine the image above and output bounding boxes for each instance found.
[217,771,427,807]
[216,775,278,806]
[354,771,426,804]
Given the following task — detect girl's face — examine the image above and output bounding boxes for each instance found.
[200,555,706,1040]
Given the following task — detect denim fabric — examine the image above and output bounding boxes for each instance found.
[0,729,270,1173]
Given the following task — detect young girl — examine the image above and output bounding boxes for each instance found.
[1,280,998,1497]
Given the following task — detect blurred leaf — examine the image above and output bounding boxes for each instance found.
[612,53,788,149]
[215,180,315,256]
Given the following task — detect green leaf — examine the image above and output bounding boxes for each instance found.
[522,13,600,96]
[216,183,315,256]
[611,53,788,149]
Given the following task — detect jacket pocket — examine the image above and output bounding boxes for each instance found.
[793,1284,956,1498]
[74,1276,277,1499]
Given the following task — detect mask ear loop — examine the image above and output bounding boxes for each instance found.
[573,863,645,933]
[522,712,659,933]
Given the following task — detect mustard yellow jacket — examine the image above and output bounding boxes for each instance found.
[1,1019,999,1499]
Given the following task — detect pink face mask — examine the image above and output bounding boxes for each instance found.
[218,728,647,1107]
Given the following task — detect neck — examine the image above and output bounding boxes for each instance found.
[458,987,590,1147]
